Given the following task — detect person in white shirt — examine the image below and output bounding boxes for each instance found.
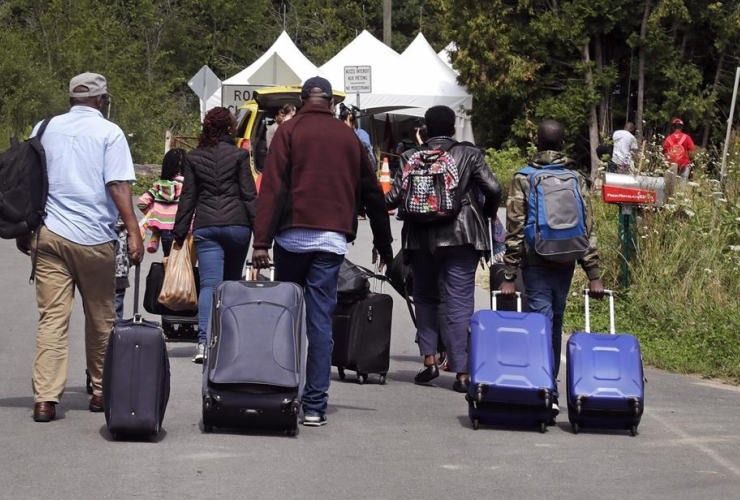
[609,122,638,173]
[19,73,143,423]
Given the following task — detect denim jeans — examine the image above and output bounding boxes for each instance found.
[521,265,575,395]
[160,229,173,257]
[409,245,479,374]
[193,225,251,344]
[274,244,343,416]
[114,288,126,320]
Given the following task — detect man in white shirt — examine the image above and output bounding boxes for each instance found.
[609,122,638,173]
[19,73,143,423]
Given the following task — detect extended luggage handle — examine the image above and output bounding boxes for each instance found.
[491,290,522,313]
[583,289,615,334]
[133,264,143,324]
[245,260,275,281]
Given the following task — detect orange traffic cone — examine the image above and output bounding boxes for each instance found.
[380,158,394,215]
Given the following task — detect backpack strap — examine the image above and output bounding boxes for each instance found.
[35,117,53,140]
[516,166,536,176]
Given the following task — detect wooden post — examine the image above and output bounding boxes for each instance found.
[383,0,392,47]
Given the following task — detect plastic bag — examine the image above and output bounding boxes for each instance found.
[158,239,198,311]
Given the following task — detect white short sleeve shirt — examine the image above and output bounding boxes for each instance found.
[31,106,135,245]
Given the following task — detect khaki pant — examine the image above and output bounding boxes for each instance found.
[30,227,116,403]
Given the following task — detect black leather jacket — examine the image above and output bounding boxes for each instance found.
[385,137,503,256]
[173,136,258,241]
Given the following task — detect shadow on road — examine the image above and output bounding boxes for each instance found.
[167,345,197,358]
[99,425,169,443]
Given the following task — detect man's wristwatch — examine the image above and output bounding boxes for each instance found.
[503,272,516,282]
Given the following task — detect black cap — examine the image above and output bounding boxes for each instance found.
[301,76,333,99]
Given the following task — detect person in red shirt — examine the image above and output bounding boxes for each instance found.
[663,118,695,180]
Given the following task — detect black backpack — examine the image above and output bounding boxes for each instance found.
[0,118,52,239]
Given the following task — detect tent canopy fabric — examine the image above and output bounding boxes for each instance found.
[205,31,326,112]
[320,32,474,143]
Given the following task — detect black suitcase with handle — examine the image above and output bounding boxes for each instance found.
[103,265,171,440]
[332,264,393,385]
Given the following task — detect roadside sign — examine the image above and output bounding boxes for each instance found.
[221,85,270,114]
[344,66,372,94]
[188,65,221,100]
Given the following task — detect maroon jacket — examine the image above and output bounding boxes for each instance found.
[253,103,392,250]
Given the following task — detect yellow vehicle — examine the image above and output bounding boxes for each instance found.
[234,85,346,176]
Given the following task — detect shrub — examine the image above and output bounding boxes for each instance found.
[485,147,529,205]
[132,174,158,197]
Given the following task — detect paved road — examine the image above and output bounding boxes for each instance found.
[1,218,740,500]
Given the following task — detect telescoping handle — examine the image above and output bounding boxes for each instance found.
[246,261,275,281]
[491,290,522,313]
[489,218,496,264]
[133,264,142,322]
[583,289,616,334]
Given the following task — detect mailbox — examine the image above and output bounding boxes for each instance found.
[602,172,666,207]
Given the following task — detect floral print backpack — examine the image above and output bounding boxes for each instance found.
[399,142,461,223]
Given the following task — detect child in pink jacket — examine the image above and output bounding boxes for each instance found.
[137,148,186,255]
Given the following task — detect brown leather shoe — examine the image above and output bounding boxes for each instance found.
[89,395,104,413]
[33,402,56,422]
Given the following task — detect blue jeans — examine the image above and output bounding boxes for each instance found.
[409,245,479,374]
[522,265,575,394]
[193,226,251,344]
[274,244,343,416]
[114,288,126,320]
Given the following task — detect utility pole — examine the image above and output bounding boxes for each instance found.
[383,0,392,47]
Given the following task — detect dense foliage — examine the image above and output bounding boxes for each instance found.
[0,0,445,163]
[1,0,738,169]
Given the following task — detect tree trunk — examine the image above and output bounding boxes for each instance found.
[594,35,609,136]
[702,52,726,148]
[383,0,392,47]
[635,0,652,143]
[583,41,601,183]
[625,48,634,128]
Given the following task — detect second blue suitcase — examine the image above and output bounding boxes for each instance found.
[468,292,555,433]
[567,290,645,436]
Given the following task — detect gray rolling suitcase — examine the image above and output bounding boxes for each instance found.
[202,267,306,436]
[103,265,171,440]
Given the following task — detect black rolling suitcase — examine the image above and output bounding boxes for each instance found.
[332,262,393,385]
[103,265,171,440]
[202,268,306,437]
[144,260,201,342]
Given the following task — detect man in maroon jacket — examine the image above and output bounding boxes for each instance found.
[252,77,393,427]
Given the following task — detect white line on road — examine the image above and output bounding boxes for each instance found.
[648,410,740,479]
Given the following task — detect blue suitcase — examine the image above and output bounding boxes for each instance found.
[468,292,556,433]
[567,290,644,436]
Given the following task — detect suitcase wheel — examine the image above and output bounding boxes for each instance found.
[630,425,638,437]
[203,423,213,433]
[472,419,479,431]
[287,416,299,437]
[539,422,546,434]
[357,373,367,385]
[378,374,387,385]
[572,423,580,435]
[338,367,346,381]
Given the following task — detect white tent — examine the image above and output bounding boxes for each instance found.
[204,31,326,113]
[320,32,474,143]
[319,30,402,112]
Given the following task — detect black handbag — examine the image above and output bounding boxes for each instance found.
[143,261,200,317]
[336,259,372,304]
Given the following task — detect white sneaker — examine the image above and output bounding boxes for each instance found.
[551,402,560,417]
[192,343,205,364]
[302,413,327,427]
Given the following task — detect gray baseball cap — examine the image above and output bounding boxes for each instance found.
[69,73,111,97]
